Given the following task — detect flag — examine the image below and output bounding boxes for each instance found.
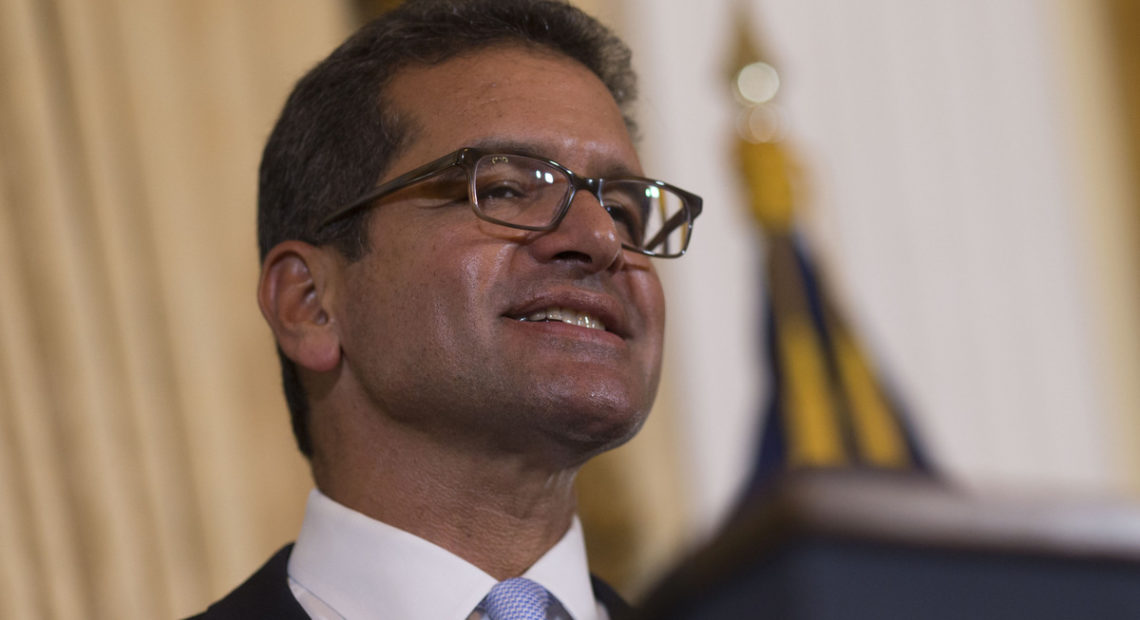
[730,21,934,496]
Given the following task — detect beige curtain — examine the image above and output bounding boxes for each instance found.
[0,1,351,617]
[1102,0,1140,489]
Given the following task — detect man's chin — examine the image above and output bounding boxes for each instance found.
[538,398,652,465]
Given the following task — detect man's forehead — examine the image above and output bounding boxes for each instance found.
[383,46,640,176]
[463,137,641,178]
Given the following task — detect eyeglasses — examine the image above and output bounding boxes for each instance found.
[317,147,702,258]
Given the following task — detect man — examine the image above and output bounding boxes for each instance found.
[191,0,700,618]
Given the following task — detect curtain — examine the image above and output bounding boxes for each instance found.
[1102,0,1140,489]
[0,1,351,617]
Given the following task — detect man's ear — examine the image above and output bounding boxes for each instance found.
[258,240,342,373]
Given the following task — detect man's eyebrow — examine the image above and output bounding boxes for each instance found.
[466,138,641,178]
[467,138,549,159]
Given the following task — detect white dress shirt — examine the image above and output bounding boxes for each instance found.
[287,489,610,619]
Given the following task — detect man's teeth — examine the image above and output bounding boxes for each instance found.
[520,307,606,331]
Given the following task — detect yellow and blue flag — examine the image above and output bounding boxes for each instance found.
[731,27,934,495]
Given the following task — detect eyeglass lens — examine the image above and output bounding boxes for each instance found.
[472,154,690,256]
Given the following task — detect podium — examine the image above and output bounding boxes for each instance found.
[636,471,1140,619]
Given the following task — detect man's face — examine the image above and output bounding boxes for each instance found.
[329,46,665,466]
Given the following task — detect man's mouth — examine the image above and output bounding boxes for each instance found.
[516,307,607,332]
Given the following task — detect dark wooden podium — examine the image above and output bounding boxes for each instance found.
[636,471,1140,619]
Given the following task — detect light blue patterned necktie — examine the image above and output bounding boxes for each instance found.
[481,577,550,620]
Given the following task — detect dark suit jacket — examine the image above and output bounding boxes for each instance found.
[186,544,631,619]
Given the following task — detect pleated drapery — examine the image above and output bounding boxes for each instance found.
[0,1,351,617]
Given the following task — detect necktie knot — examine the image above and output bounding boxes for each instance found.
[481,577,550,620]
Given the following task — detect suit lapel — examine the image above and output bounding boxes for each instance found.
[185,544,308,620]
[591,573,633,619]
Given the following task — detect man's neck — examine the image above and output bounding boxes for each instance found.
[311,417,581,580]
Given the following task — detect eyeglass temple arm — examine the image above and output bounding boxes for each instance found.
[643,209,690,251]
[318,151,463,230]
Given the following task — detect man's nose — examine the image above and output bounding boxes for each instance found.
[526,190,625,272]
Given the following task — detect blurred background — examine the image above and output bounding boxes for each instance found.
[1,0,1137,617]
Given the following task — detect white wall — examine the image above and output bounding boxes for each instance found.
[618,0,1138,538]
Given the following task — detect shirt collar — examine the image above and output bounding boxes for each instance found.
[288,488,601,620]
[522,511,598,620]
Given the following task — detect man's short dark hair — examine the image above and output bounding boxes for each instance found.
[258,0,639,457]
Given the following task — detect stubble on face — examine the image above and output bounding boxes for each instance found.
[329,45,666,469]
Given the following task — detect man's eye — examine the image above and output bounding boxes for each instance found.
[605,203,644,244]
[477,182,528,202]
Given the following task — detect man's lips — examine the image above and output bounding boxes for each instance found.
[514,307,607,331]
[503,292,629,339]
